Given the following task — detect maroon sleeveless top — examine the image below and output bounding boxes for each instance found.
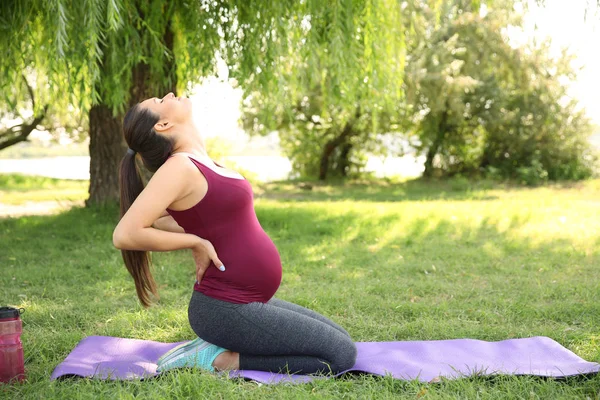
[166,155,282,304]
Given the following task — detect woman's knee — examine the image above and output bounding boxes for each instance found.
[331,339,357,373]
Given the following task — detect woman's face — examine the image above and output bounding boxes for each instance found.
[140,92,193,127]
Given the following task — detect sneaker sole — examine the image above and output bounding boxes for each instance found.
[158,338,208,365]
[157,339,223,373]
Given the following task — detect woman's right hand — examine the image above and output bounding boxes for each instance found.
[192,238,225,283]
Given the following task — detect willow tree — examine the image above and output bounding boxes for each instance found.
[240,0,408,180]
[2,0,299,203]
[0,74,49,151]
[2,1,170,203]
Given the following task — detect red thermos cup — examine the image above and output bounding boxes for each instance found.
[0,307,25,384]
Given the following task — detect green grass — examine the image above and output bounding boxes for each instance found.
[1,175,600,399]
[0,174,88,205]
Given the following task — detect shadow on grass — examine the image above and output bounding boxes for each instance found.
[1,193,599,370]
[258,178,503,203]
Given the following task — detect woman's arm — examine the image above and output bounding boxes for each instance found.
[115,225,200,252]
[152,214,185,233]
[113,156,201,252]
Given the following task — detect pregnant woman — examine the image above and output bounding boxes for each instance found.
[112,93,357,375]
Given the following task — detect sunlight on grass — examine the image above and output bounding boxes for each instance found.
[0,174,88,205]
[1,177,600,398]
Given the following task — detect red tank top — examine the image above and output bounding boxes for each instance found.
[166,155,282,304]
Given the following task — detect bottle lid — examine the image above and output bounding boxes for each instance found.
[0,307,22,320]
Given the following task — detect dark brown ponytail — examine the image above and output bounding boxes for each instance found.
[119,104,175,307]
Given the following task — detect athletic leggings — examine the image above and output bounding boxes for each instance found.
[188,290,357,374]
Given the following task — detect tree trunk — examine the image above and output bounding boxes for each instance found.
[334,142,353,177]
[318,106,365,181]
[87,105,126,205]
[86,15,177,205]
[319,124,354,181]
[319,141,336,181]
[423,140,440,177]
[423,111,448,178]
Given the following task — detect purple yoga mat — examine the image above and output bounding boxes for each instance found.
[50,336,600,383]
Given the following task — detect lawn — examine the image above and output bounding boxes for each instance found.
[1,175,599,399]
[0,174,88,205]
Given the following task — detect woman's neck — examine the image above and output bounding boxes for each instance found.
[173,146,209,158]
[172,124,209,157]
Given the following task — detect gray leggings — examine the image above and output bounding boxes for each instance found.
[188,291,357,374]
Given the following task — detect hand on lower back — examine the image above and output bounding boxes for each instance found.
[192,239,225,283]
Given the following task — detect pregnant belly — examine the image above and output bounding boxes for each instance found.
[195,233,282,303]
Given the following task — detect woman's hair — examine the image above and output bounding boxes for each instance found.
[119,104,175,307]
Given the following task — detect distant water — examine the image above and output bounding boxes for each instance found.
[0,155,425,181]
[0,156,91,180]
[3,133,597,181]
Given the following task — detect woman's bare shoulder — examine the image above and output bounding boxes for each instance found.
[149,154,206,192]
[154,155,200,177]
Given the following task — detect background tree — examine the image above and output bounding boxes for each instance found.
[243,83,401,180]
[480,45,596,183]
[405,5,595,182]
[240,0,409,180]
[404,6,523,177]
[0,20,87,152]
[0,74,49,151]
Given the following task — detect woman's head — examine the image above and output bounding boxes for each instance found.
[123,93,190,172]
[140,92,193,132]
[119,92,190,307]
